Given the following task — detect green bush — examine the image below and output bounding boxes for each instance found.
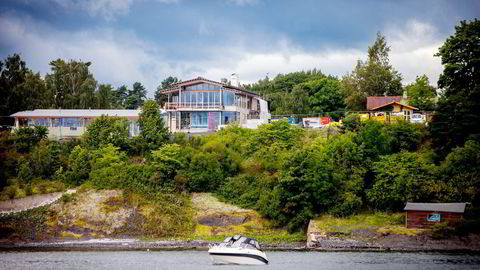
[64,145,92,186]
[83,116,129,150]
[367,151,438,211]
[12,126,48,152]
[440,140,480,206]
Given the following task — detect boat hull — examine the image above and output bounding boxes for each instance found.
[209,252,268,265]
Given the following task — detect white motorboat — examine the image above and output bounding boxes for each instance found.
[208,235,268,265]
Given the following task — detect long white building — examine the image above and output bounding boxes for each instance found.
[10,109,151,140]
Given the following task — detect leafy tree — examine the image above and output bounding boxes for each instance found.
[125,82,147,109]
[30,140,62,179]
[384,120,426,153]
[112,85,128,108]
[430,19,480,160]
[138,100,169,153]
[96,84,114,109]
[343,33,403,110]
[83,116,129,149]
[12,126,48,152]
[322,133,366,216]
[0,54,47,116]
[64,145,92,185]
[154,76,179,107]
[273,149,336,231]
[306,78,345,117]
[250,120,304,153]
[405,75,437,111]
[45,59,97,109]
[368,151,437,211]
[440,140,480,206]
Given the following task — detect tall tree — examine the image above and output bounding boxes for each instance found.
[343,32,403,110]
[125,82,147,109]
[154,76,179,107]
[112,85,128,108]
[430,19,480,160]
[138,100,169,153]
[45,59,97,109]
[405,75,437,111]
[96,84,114,109]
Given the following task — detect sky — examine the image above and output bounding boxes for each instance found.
[0,0,478,97]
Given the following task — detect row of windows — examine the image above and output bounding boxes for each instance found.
[171,90,249,107]
[185,83,222,91]
[178,111,239,129]
[28,118,85,127]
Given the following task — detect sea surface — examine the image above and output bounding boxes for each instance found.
[1,251,480,270]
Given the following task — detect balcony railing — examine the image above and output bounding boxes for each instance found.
[165,102,223,110]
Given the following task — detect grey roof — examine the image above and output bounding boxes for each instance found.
[404,202,466,213]
[11,109,165,118]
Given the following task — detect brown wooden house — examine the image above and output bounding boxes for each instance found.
[404,202,466,228]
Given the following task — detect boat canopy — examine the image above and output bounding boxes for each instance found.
[223,235,261,250]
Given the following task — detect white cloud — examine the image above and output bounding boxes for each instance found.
[0,12,444,100]
[386,20,443,86]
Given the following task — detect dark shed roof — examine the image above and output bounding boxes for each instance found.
[404,203,466,213]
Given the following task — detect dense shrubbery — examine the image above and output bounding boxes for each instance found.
[1,111,479,233]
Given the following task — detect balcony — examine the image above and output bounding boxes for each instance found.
[165,102,223,110]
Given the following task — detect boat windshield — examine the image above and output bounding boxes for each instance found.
[219,235,261,250]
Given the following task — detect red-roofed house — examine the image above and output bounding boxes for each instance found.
[367,96,418,120]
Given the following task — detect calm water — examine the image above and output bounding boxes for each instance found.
[1,251,480,270]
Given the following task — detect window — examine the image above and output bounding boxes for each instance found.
[427,213,441,222]
[63,118,83,127]
[32,118,50,127]
[222,112,237,125]
[191,112,208,128]
[223,91,235,105]
[52,118,63,127]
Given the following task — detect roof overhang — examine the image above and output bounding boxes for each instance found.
[369,101,418,111]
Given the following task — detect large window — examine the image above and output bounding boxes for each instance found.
[223,91,235,106]
[222,112,237,125]
[29,118,50,127]
[63,118,83,127]
[191,112,208,128]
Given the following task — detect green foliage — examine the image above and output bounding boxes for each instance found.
[405,75,437,111]
[138,100,169,154]
[17,156,33,182]
[12,126,48,152]
[64,145,92,185]
[45,59,97,109]
[89,144,129,189]
[250,120,304,153]
[125,82,147,109]
[0,54,47,116]
[440,140,480,206]
[322,134,366,216]
[30,140,63,179]
[343,33,403,110]
[368,151,437,211]
[83,115,129,149]
[341,114,363,132]
[384,120,426,153]
[154,76,179,106]
[430,19,480,160]
[353,120,392,161]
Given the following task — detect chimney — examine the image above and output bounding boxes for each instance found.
[231,73,239,87]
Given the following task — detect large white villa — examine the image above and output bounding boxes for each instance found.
[160,76,270,133]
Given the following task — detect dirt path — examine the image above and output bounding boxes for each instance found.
[0,189,76,215]
[191,192,252,215]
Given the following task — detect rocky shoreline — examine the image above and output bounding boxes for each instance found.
[1,237,479,252]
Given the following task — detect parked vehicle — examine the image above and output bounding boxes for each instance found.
[410,113,425,124]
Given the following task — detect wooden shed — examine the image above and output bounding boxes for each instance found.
[404,202,466,228]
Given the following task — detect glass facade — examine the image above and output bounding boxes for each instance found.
[223,91,235,106]
[191,112,208,128]
[222,112,238,125]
